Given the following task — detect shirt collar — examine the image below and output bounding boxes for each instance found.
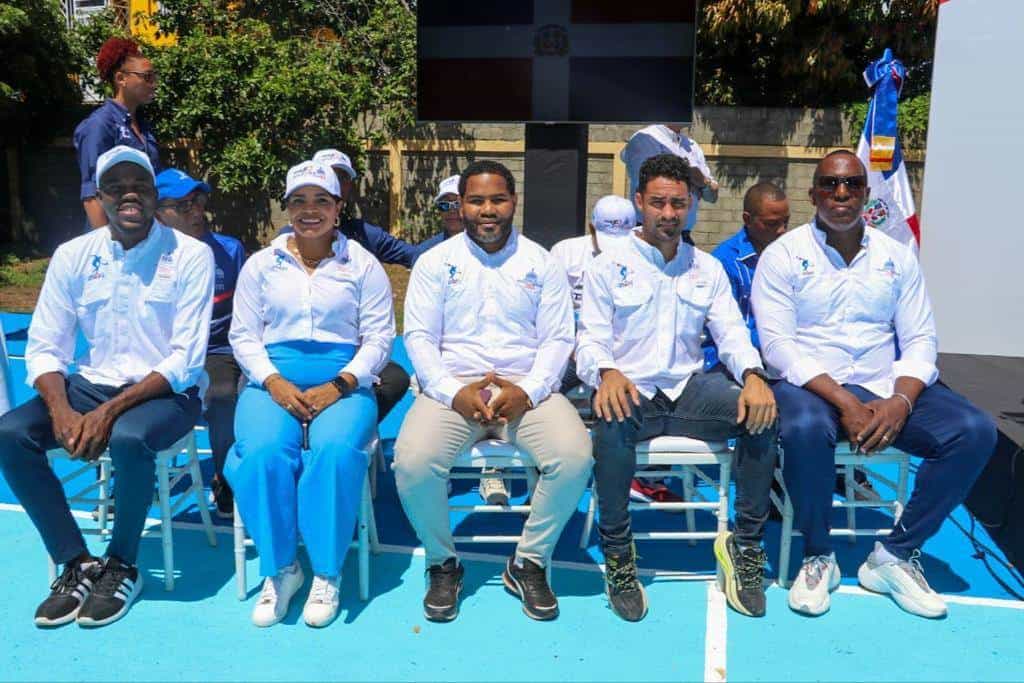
[104,98,133,122]
[629,231,691,270]
[462,227,518,264]
[271,229,350,264]
[105,220,165,259]
[811,218,870,249]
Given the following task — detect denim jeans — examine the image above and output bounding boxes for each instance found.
[591,370,778,553]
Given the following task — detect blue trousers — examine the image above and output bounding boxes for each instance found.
[225,341,377,578]
[0,374,201,565]
[773,380,996,559]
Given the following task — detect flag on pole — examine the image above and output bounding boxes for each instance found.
[856,48,921,251]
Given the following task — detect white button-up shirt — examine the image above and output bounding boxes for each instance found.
[550,232,631,314]
[229,232,394,388]
[404,229,574,408]
[26,223,214,394]
[751,221,938,397]
[577,233,762,399]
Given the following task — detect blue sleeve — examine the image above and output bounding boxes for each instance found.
[411,232,446,265]
[362,221,418,268]
[74,115,114,200]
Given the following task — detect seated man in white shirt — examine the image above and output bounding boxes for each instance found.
[394,160,593,623]
[577,153,778,621]
[752,150,996,619]
[0,146,214,628]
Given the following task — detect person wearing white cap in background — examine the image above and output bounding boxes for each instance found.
[226,160,395,628]
[0,145,214,628]
[415,174,465,254]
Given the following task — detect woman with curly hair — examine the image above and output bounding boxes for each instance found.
[74,37,161,229]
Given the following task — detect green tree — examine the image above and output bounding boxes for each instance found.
[73,0,416,243]
[0,0,85,146]
[697,0,939,106]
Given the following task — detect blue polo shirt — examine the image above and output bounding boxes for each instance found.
[703,227,761,369]
[201,230,247,355]
[74,99,161,201]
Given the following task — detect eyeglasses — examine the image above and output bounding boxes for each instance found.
[436,200,460,212]
[122,70,158,84]
[158,194,208,213]
[815,175,868,193]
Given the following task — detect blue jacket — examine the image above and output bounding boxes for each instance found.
[202,231,247,355]
[74,99,161,201]
[703,227,761,369]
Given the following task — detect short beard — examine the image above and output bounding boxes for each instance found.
[466,218,512,246]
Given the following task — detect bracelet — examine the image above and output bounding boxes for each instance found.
[892,392,914,415]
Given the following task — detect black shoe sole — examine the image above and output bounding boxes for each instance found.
[502,568,559,621]
[423,580,463,623]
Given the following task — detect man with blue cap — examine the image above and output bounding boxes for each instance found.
[155,168,247,518]
[0,146,214,628]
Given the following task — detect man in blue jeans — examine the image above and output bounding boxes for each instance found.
[0,146,213,628]
[577,154,779,620]
[752,150,996,618]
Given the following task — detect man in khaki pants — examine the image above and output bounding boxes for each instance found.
[395,160,592,623]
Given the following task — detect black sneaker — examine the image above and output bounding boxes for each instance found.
[76,556,144,627]
[603,543,648,622]
[423,557,464,622]
[714,532,767,617]
[34,557,104,627]
[212,476,234,519]
[502,555,559,621]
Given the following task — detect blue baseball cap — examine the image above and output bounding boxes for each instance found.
[155,168,212,201]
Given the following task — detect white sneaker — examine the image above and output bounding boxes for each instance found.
[479,469,510,506]
[303,574,341,628]
[858,544,947,618]
[787,552,841,616]
[251,562,305,627]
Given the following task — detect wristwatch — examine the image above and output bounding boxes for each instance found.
[331,375,353,397]
[742,367,769,382]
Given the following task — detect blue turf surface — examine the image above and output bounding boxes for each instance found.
[1,310,1022,681]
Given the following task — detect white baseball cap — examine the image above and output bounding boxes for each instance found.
[592,195,636,236]
[95,145,155,186]
[284,161,341,199]
[311,148,357,180]
[434,174,460,202]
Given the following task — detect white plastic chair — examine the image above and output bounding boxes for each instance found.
[578,436,733,551]
[45,429,218,591]
[232,437,381,602]
[772,444,910,588]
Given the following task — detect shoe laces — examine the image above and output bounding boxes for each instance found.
[736,546,766,590]
[427,560,460,593]
[259,575,283,605]
[605,549,641,594]
[514,558,553,596]
[897,550,932,593]
[800,554,833,590]
[50,562,93,595]
[309,576,339,604]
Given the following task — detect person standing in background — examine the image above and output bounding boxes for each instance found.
[75,38,160,231]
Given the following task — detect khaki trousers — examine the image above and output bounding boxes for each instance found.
[393,384,593,567]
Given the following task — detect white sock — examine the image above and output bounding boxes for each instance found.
[872,542,901,565]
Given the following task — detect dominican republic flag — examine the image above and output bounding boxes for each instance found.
[856,48,921,250]
[417,0,697,122]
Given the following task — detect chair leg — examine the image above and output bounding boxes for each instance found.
[157,458,175,591]
[895,458,910,522]
[369,444,381,500]
[716,457,731,590]
[187,448,217,547]
[579,484,596,549]
[367,494,381,554]
[358,475,371,601]
[778,480,795,589]
[844,464,856,544]
[233,500,247,601]
[98,459,111,535]
[682,467,697,546]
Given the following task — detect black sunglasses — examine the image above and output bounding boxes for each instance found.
[815,175,868,192]
[158,194,208,213]
[436,200,461,212]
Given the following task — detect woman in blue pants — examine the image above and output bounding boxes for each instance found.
[226,160,395,628]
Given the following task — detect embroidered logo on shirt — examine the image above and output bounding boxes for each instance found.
[878,258,899,280]
[444,261,463,285]
[614,262,633,288]
[273,251,288,269]
[517,268,542,292]
[796,256,815,275]
[117,124,134,142]
[87,255,107,281]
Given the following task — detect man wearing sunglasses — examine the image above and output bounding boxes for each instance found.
[752,150,996,619]
[156,168,247,519]
[417,175,466,254]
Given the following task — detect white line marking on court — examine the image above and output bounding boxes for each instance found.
[704,582,728,682]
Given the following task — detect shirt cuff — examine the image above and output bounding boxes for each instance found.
[245,357,280,388]
[516,377,551,409]
[430,375,466,409]
[153,358,199,394]
[340,360,377,390]
[80,180,97,202]
[725,352,764,386]
[785,357,829,388]
[25,357,67,389]
[892,359,940,388]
